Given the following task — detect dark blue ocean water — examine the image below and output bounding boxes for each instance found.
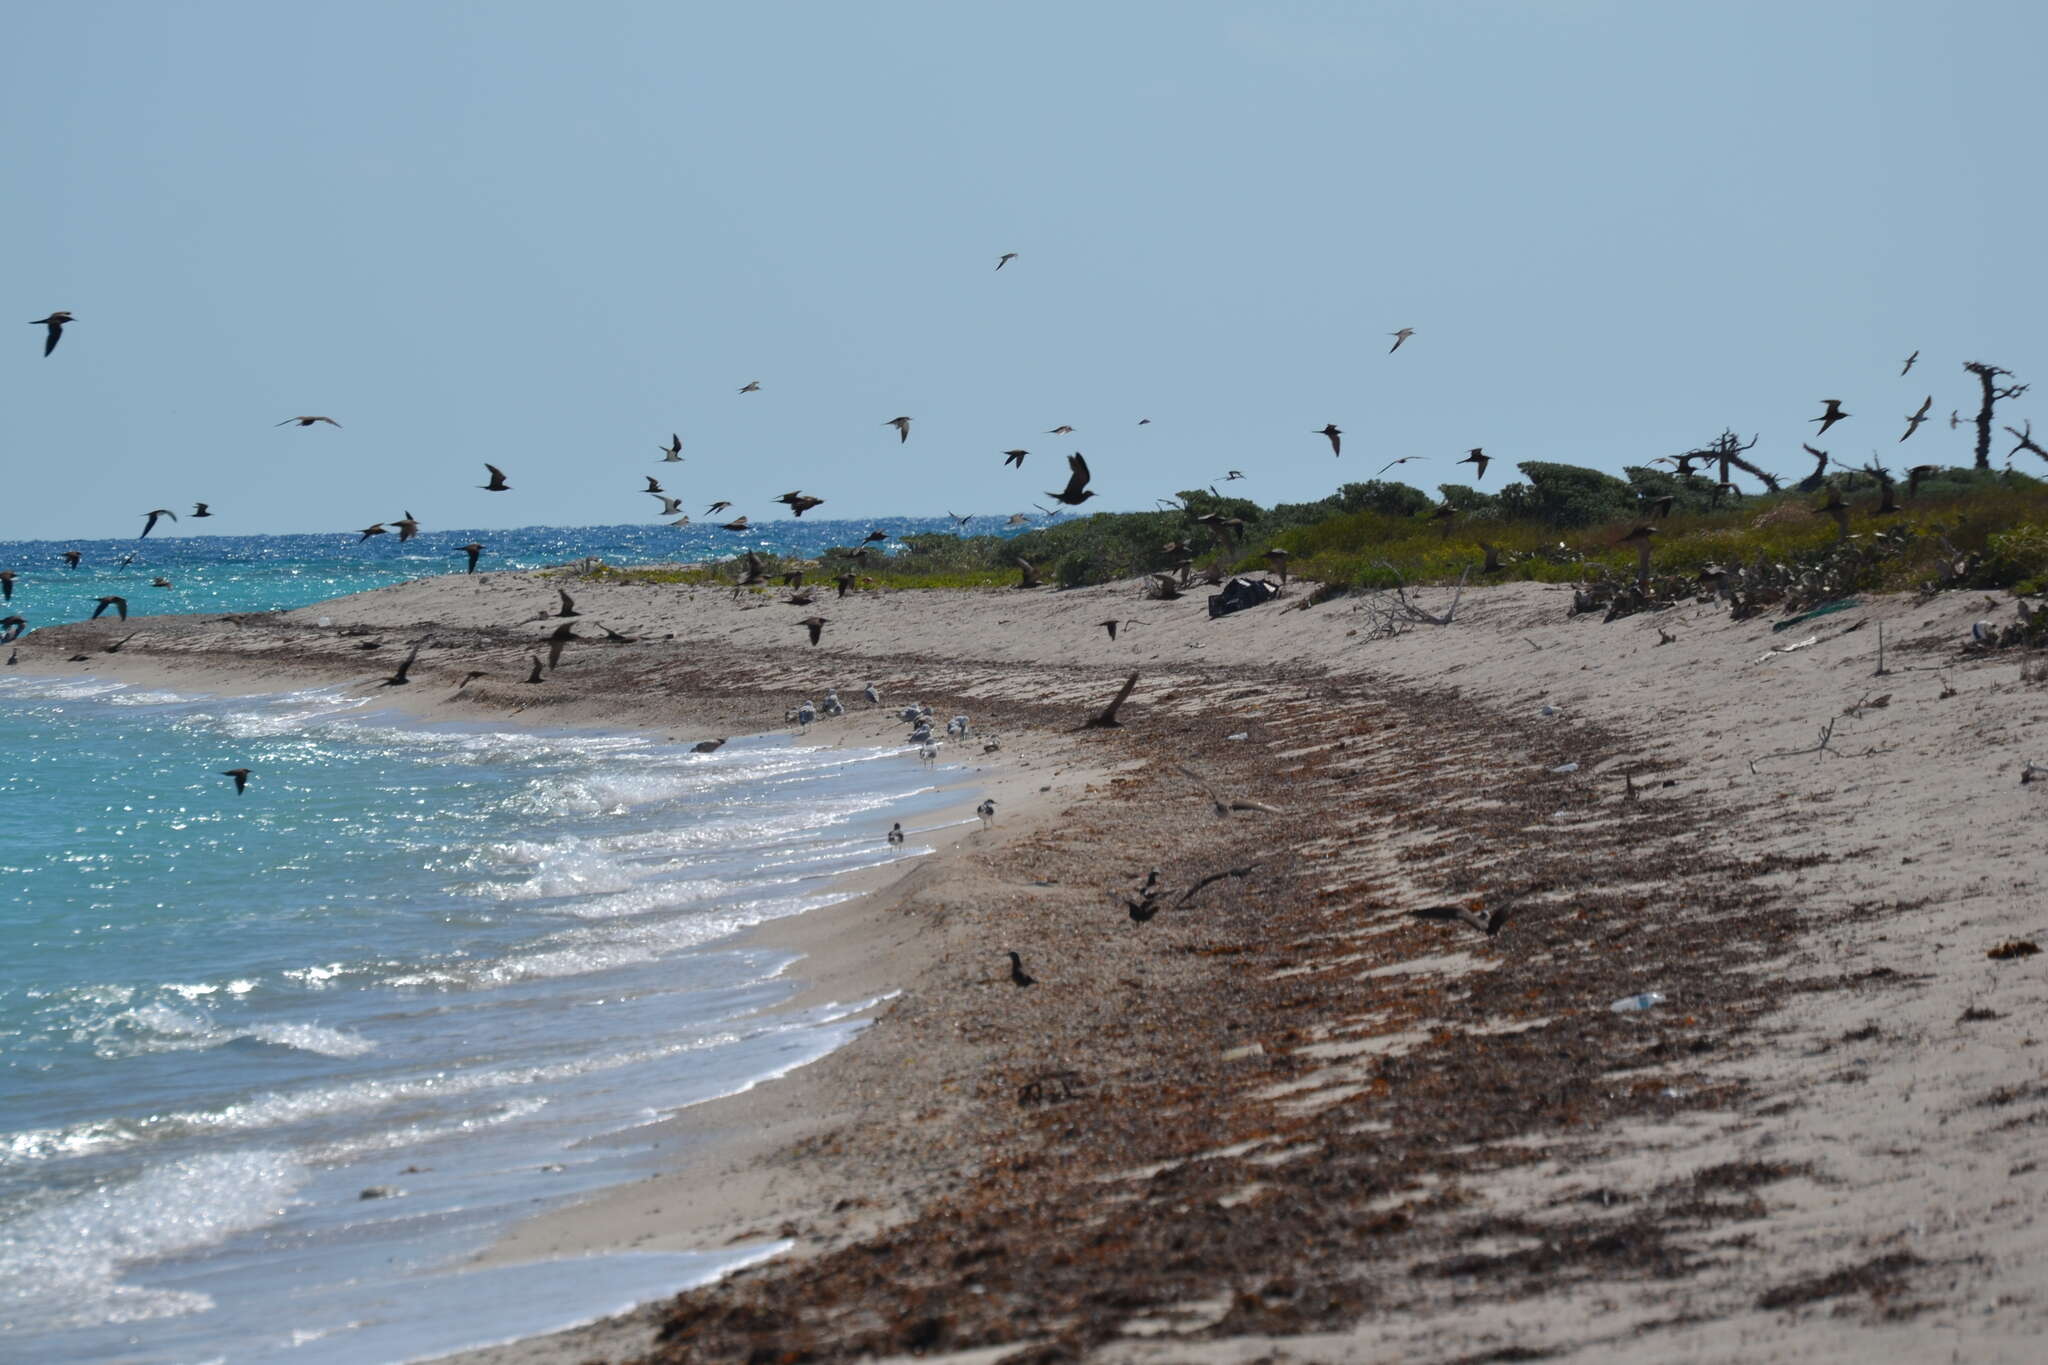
[0,523,985,1363]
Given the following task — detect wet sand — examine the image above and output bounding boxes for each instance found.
[21,569,2048,1364]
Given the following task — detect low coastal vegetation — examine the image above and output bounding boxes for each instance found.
[585,448,2048,604]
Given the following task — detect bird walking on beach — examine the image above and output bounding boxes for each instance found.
[1003,449,1028,468]
[139,508,176,539]
[458,542,483,573]
[995,252,1017,270]
[1901,396,1932,442]
[1388,327,1415,353]
[738,380,760,393]
[1901,350,1919,376]
[93,595,127,620]
[659,433,682,462]
[977,799,996,828]
[887,822,904,845]
[381,640,424,686]
[1459,447,1492,481]
[1812,399,1850,436]
[480,463,511,491]
[1006,951,1036,988]
[30,311,72,355]
[523,656,544,684]
[1046,452,1095,506]
[277,415,341,428]
[800,614,827,646]
[884,416,912,443]
[1316,424,1342,456]
[221,768,251,795]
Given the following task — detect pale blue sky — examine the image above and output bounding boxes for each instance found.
[7,1,2043,537]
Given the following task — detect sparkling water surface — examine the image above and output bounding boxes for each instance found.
[0,524,975,1362]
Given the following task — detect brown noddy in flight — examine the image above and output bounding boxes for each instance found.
[659,433,682,462]
[738,380,760,393]
[545,622,578,670]
[1374,455,1424,477]
[140,508,177,539]
[800,614,827,646]
[277,415,341,427]
[705,501,733,515]
[1459,447,1491,480]
[1901,350,1918,376]
[775,491,825,516]
[381,640,424,686]
[63,550,81,569]
[1388,327,1415,352]
[1900,396,1932,442]
[93,595,128,620]
[480,463,511,491]
[1046,452,1095,506]
[1003,449,1028,468]
[358,522,387,541]
[192,502,213,519]
[221,768,251,795]
[719,516,751,532]
[1046,425,1074,436]
[31,312,73,355]
[392,512,419,542]
[643,475,665,495]
[1812,399,1850,436]
[884,416,912,443]
[458,542,483,573]
[835,572,856,597]
[995,252,1018,269]
[861,528,890,544]
[555,589,579,618]
[1316,424,1342,456]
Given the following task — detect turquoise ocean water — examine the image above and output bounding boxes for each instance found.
[0,524,978,1362]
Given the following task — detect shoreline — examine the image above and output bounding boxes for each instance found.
[17,569,2048,1363]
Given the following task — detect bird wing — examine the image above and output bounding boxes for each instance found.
[484,462,506,481]
[1062,452,1091,498]
[1912,396,1932,419]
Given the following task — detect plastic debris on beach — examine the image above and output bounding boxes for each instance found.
[1609,991,1667,1014]
[1756,634,1818,663]
[1549,762,1579,774]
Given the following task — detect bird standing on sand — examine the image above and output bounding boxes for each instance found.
[1316,424,1342,456]
[1003,449,1028,468]
[523,656,544,684]
[221,768,251,795]
[1901,396,1932,443]
[863,682,880,705]
[977,799,996,828]
[139,508,177,539]
[1006,952,1036,987]
[887,822,904,845]
[1459,448,1491,480]
[458,542,483,573]
[381,640,424,686]
[1812,399,1850,436]
[884,416,912,443]
[277,415,341,428]
[93,596,127,620]
[995,252,1018,269]
[1388,327,1415,353]
[1046,452,1095,506]
[30,312,73,355]
[800,615,828,646]
[480,463,511,491]
[659,433,682,462]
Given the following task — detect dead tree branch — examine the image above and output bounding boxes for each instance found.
[1748,717,1841,775]
[1966,362,2031,470]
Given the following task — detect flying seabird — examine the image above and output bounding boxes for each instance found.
[1006,951,1036,987]
[1046,452,1095,506]
[555,589,580,618]
[738,380,760,393]
[1906,465,1938,499]
[800,615,827,646]
[480,463,511,491]
[653,494,685,516]
[1099,618,1132,641]
[1003,449,1028,468]
[1316,424,1342,456]
[1901,396,1932,442]
[659,433,682,462]
[706,501,733,515]
[381,640,423,686]
[775,491,825,516]
[1374,456,1424,477]
[884,416,912,443]
[63,550,81,569]
[456,670,487,691]
[148,578,171,589]
[458,542,483,573]
[1812,399,1850,436]
[277,415,341,427]
[545,621,578,670]
[1901,350,1919,376]
[140,508,177,538]
[1388,327,1415,352]
[720,516,751,532]
[358,522,387,541]
[190,503,215,521]
[644,475,665,494]
[1459,448,1491,480]
[995,252,1017,269]
[595,622,635,643]
[1046,425,1074,436]
[30,312,72,355]
[93,596,127,620]
[221,768,251,795]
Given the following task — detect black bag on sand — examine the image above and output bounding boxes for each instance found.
[1207,577,1280,620]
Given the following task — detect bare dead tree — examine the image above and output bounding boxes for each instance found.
[1682,430,1780,494]
[2005,420,2048,466]
[1965,362,2030,470]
